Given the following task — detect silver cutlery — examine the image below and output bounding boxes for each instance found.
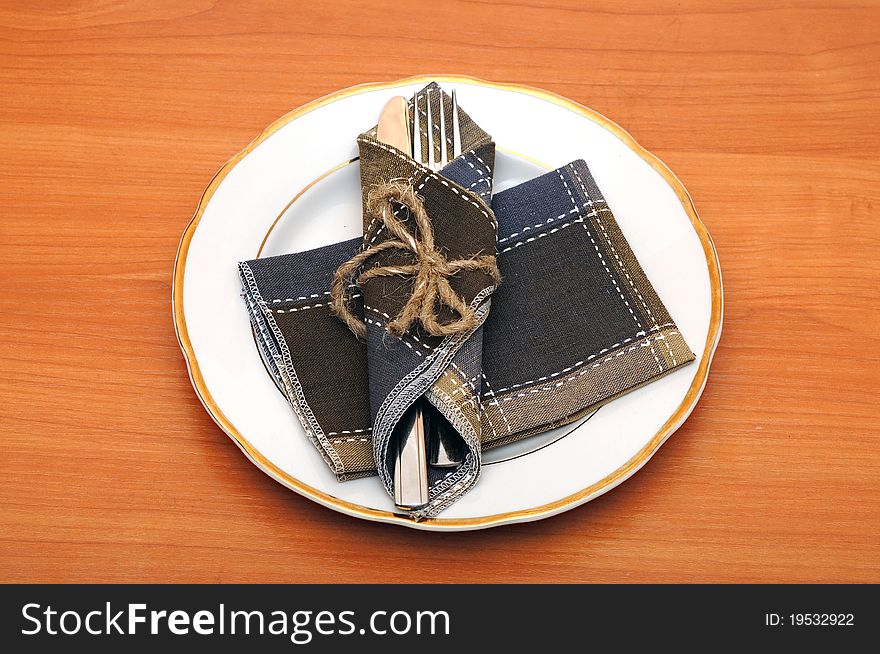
[414,86,465,470]
[392,400,429,508]
[388,85,468,510]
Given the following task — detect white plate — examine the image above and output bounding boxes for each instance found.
[173,75,722,531]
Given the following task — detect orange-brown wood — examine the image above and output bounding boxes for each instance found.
[1,0,878,583]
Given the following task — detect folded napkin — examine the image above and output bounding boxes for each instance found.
[239,83,694,518]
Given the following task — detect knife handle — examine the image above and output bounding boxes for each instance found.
[393,400,429,509]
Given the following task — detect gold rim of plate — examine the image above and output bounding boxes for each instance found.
[171,74,724,531]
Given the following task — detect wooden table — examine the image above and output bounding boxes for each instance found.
[2,0,878,584]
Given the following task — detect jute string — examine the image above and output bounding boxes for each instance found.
[330,181,500,340]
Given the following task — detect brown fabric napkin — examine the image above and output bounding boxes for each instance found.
[239,83,694,518]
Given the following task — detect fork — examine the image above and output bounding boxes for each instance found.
[391,85,465,510]
[413,86,461,171]
[413,86,465,469]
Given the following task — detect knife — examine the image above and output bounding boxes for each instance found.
[377,96,430,509]
[377,95,465,510]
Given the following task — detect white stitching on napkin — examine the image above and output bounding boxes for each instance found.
[271,303,326,313]
[364,305,439,355]
[498,215,589,253]
[239,262,346,477]
[327,427,372,436]
[362,139,495,225]
[329,436,371,444]
[480,323,677,397]
[358,137,496,251]
[463,158,488,178]
[497,203,610,244]
[467,176,491,190]
[478,372,512,434]
[571,165,676,369]
[441,369,498,441]
[363,316,426,357]
[472,151,493,175]
[267,291,360,309]
[448,363,504,441]
[268,291,331,303]
[484,332,680,405]
[558,169,664,374]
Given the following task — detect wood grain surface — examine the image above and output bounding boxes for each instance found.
[1,0,878,584]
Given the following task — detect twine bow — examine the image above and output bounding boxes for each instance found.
[330,181,500,340]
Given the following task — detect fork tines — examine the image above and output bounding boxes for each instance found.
[412,85,461,171]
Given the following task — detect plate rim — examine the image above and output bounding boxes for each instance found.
[172,73,724,531]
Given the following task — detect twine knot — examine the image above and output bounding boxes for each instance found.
[330,181,500,340]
